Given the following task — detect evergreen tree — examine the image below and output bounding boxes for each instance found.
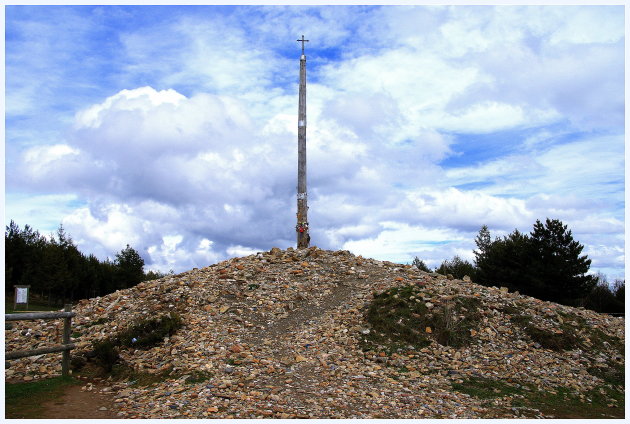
[115,244,145,289]
[582,274,624,314]
[528,218,595,304]
[6,221,155,303]
[435,255,476,280]
[474,219,596,306]
[412,257,431,273]
[613,279,625,304]
[473,225,491,265]
[474,227,530,290]
[473,225,491,284]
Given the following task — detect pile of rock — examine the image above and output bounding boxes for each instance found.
[5,247,624,418]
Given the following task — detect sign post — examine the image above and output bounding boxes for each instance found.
[14,285,30,311]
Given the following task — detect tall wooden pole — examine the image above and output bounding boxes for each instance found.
[296,35,310,249]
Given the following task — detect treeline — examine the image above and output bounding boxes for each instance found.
[413,218,625,315]
[5,221,169,306]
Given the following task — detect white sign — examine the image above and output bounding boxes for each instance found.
[16,287,28,304]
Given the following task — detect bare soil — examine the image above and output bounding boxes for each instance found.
[38,381,117,419]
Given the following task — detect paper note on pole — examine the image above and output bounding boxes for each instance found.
[16,287,28,304]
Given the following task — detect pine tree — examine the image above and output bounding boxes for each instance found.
[474,219,596,305]
[412,257,431,272]
[115,244,145,289]
[473,225,493,284]
[473,225,491,265]
[435,256,476,280]
[529,218,595,304]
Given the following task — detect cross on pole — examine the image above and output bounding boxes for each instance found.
[296,35,309,248]
[297,35,309,55]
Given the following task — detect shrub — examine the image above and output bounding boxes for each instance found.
[90,312,183,374]
[429,297,481,348]
[117,312,183,349]
[92,339,120,372]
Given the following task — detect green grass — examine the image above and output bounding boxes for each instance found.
[587,361,625,387]
[184,370,213,384]
[507,311,624,354]
[451,376,624,419]
[5,376,79,419]
[361,285,481,353]
[5,301,65,314]
[451,376,524,399]
[108,363,175,386]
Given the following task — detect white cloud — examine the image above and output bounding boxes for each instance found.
[400,187,533,232]
[547,6,624,45]
[6,6,624,279]
[74,87,186,129]
[437,101,560,133]
[62,204,147,258]
[226,245,262,257]
[343,222,471,268]
[445,134,624,206]
[23,144,80,172]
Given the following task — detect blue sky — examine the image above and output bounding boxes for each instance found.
[4,4,625,280]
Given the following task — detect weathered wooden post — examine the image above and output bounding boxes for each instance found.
[296,35,310,249]
[62,304,72,377]
[5,307,76,375]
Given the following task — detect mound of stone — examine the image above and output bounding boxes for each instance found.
[5,247,624,418]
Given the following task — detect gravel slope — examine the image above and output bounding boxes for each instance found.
[5,247,625,418]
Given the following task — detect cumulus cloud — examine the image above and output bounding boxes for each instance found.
[6,6,624,278]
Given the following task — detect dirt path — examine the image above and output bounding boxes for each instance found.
[238,276,380,417]
[38,381,118,419]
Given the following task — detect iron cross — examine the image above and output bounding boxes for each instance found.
[297,35,309,54]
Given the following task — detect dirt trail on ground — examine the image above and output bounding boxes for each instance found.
[239,278,367,415]
[38,381,117,419]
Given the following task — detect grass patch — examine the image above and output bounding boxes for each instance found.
[523,325,579,351]
[587,362,625,387]
[430,296,481,348]
[507,311,624,354]
[588,327,625,353]
[5,376,79,419]
[507,313,574,351]
[451,377,624,419]
[184,370,213,384]
[451,376,523,399]
[107,363,174,386]
[5,302,65,314]
[515,384,624,419]
[98,363,212,387]
[361,285,481,353]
